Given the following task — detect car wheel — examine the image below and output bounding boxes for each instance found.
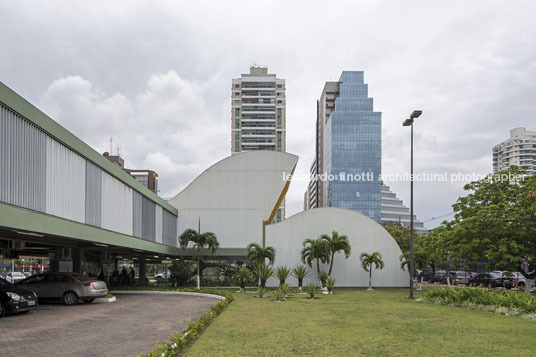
[83,299,95,304]
[518,282,525,288]
[0,302,5,317]
[63,291,79,306]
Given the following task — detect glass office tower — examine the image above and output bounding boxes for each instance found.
[322,71,382,222]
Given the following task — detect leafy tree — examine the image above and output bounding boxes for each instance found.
[233,267,253,293]
[320,231,351,275]
[275,266,291,286]
[292,265,309,291]
[253,263,274,289]
[443,166,536,276]
[301,238,330,274]
[179,228,219,290]
[246,243,276,267]
[383,224,420,255]
[169,258,194,287]
[360,251,385,291]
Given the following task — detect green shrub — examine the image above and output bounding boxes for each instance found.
[306,283,317,299]
[254,263,274,288]
[257,287,267,298]
[326,277,336,293]
[318,271,329,288]
[273,289,284,301]
[292,265,309,291]
[279,283,290,298]
[423,287,536,313]
[233,267,253,292]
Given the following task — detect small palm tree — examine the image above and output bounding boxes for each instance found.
[326,277,336,294]
[306,283,316,299]
[179,228,219,290]
[275,266,291,286]
[318,271,329,289]
[254,263,274,289]
[320,231,351,275]
[233,267,253,293]
[246,243,276,267]
[360,251,385,291]
[301,238,330,274]
[292,265,309,291]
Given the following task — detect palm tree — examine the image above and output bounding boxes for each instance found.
[400,250,428,290]
[253,263,274,288]
[275,266,291,286]
[292,265,309,291]
[320,231,351,275]
[301,238,330,274]
[179,228,219,290]
[360,251,385,291]
[233,267,253,293]
[246,243,276,267]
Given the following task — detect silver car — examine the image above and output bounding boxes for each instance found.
[17,272,108,305]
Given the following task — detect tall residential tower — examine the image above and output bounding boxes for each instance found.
[493,127,536,175]
[231,67,286,154]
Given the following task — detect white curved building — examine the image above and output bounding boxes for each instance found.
[266,207,409,287]
[168,151,298,248]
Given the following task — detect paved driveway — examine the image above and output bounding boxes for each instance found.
[0,293,216,357]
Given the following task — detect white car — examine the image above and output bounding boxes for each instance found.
[5,272,26,283]
[155,272,171,279]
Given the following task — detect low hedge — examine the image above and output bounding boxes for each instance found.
[131,288,234,357]
[423,287,536,313]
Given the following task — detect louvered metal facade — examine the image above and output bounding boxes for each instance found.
[0,96,178,250]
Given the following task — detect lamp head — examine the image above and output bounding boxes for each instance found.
[402,119,413,127]
[410,110,422,119]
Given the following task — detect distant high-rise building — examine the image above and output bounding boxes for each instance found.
[381,183,427,235]
[231,66,286,154]
[305,71,382,222]
[232,67,286,221]
[493,127,536,175]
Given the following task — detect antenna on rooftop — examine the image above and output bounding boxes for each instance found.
[109,135,113,154]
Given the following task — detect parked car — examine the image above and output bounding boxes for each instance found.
[0,277,38,317]
[17,272,108,305]
[155,271,171,280]
[468,272,513,288]
[5,272,27,283]
[509,272,527,289]
[452,271,473,285]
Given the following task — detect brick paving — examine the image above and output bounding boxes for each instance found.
[0,294,216,357]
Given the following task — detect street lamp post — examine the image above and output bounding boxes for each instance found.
[403,110,422,299]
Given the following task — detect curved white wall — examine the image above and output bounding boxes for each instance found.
[169,151,298,248]
[266,207,409,288]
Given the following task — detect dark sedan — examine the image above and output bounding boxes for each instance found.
[468,272,513,288]
[0,278,38,317]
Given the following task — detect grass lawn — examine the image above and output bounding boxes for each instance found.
[185,288,536,356]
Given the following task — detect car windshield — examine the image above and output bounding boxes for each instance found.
[71,273,91,281]
[0,278,14,287]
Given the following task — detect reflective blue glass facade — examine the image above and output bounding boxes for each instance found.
[322,71,382,222]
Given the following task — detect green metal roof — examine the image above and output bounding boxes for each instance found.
[0,81,177,215]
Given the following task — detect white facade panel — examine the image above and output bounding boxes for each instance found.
[169,151,298,248]
[155,205,163,244]
[45,137,86,223]
[266,207,409,288]
[101,171,133,236]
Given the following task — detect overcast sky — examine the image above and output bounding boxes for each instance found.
[1,0,535,229]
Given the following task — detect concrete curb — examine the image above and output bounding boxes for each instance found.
[109,290,225,300]
[94,295,117,303]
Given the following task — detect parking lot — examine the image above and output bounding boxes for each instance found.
[0,293,217,356]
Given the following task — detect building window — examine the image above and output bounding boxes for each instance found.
[277,84,282,88]
[277,132,282,150]
[234,133,240,151]
[234,84,240,88]
[234,108,240,129]
[277,108,282,129]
